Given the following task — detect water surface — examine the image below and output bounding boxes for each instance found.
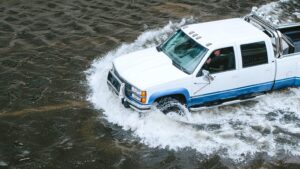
[1,0,300,168]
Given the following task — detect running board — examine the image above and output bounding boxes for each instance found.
[189,95,264,112]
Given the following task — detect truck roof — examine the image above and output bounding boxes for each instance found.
[181,18,269,49]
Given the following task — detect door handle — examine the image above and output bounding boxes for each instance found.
[194,82,209,85]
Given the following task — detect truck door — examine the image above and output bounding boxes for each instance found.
[236,41,276,95]
[190,46,241,106]
[189,41,275,107]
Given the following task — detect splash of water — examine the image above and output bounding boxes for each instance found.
[252,0,297,25]
[86,1,300,160]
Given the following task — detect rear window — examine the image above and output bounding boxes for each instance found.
[241,41,268,68]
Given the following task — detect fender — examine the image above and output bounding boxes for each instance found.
[148,88,191,105]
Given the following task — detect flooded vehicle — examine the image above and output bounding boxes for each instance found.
[107,14,300,114]
[1,0,300,168]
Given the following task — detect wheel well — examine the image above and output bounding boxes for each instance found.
[155,94,186,104]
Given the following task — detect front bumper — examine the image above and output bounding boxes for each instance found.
[107,69,152,113]
[122,96,152,113]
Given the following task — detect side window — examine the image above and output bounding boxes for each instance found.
[241,41,268,67]
[201,47,236,74]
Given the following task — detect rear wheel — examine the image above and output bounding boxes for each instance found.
[156,97,186,116]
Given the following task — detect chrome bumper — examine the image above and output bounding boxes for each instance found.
[123,96,152,113]
[107,70,151,113]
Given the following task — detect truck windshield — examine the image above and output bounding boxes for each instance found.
[161,30,208,74]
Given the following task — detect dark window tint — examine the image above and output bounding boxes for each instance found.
[201,47,236,74]
[241,41,268,67]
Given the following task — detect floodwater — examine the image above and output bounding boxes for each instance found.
[1,0,300,168]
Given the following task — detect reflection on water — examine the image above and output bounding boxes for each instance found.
[1,0,300,168]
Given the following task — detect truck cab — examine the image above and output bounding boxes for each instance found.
[178,18,276,109]
[107,14,300,114]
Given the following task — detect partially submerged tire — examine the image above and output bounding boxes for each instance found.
[156,97,186,116]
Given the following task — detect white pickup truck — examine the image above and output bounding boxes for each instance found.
[107,14,300,114]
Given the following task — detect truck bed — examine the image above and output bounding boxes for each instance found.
[279,25,300,53]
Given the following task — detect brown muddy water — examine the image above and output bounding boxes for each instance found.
[1,0,300,168]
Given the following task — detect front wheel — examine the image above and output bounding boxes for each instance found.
[156,97,186,116]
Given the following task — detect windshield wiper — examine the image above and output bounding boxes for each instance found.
[172,61,189,74]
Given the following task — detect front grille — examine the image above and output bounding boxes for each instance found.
[125,83,132,97]
[113,69,132,98]
[113,68,122,81]
[107,69,132,98]
[107,71,121,92]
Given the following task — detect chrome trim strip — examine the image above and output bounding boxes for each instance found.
[277,23,300,29]
[129,105,151,113]
[124,97,152,110]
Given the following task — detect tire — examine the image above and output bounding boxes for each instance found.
[156,97,186,116]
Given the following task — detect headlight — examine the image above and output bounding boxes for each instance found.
[131,93,140,101]
[131,86,147,103]
[131,86,141,95]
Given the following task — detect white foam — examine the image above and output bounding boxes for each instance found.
[252,0,295,25]
[86,1,300,161]
[294,12,300,19]
[0,161,8,167]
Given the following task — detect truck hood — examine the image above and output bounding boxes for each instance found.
[113,47,188,89]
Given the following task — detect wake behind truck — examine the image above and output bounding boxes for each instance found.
[107,13,300,114]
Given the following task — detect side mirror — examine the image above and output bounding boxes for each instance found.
[202,69,214,83]
[156,45,162,52]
